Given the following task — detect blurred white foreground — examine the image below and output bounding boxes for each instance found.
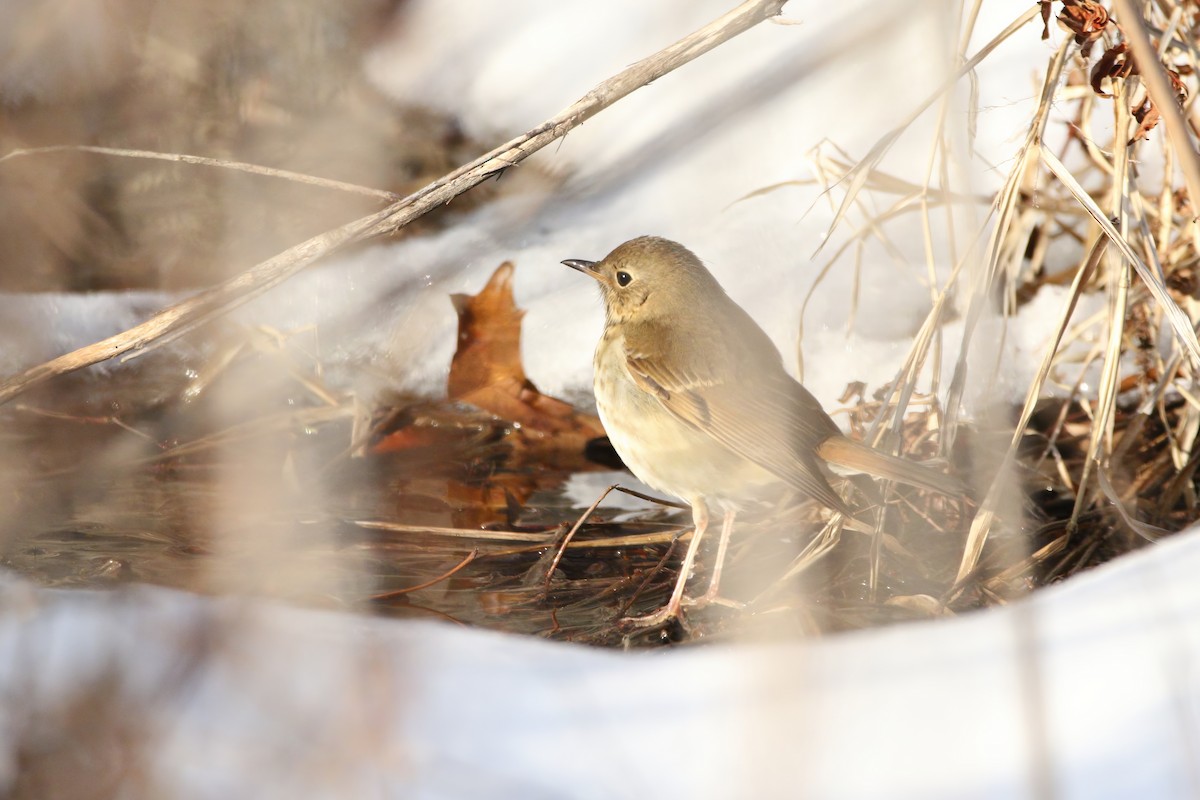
[3,525,1199,799]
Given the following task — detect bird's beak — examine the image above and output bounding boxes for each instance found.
[561,259,600,280]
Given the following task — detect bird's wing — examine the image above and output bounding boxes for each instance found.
[622,322,850,515]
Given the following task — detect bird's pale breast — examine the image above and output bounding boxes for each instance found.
[594,326,777,508]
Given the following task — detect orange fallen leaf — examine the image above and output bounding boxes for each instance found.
[367,261,610,468]
[448,261,606,443]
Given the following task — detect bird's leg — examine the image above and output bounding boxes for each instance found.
[698,509,736,606]
[625,499,708,627]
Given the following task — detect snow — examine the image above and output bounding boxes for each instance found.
[3,0,1055,410]
[2,523,1200,798]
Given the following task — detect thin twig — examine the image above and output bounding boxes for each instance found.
[354,520,550,542]
[610,485,689,510]
[543,485,619,593]
[368,549,479,600]
[0,145,400,200]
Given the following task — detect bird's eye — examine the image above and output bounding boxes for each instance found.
[616,271,633,287]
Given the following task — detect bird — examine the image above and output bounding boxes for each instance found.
[562,236,963,626]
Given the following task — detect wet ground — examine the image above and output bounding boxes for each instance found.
[1,340,1079,649]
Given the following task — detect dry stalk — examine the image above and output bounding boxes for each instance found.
[1068,77,1137,534]
[944,34,1073,456]
[954,235,1109,586]
[952,0,1200,584]
[814,5,1043,259]
[0,145,400,200]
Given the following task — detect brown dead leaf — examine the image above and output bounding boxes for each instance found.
[1132,66,1187,142]
[1056,0,1109,58]
[1088,40,1188,143]
[1039,0,1052,40]
[448,262,526,402]
[448,261,606,443]
[1090,42,1133,98]
[365,261,608,475]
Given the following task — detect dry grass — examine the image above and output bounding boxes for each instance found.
[799,0,1200,605]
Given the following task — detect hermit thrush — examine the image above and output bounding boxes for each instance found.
[563,236,962,626]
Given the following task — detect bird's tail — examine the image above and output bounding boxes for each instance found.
[816,435,965,498]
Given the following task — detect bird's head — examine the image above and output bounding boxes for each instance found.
[562,236,720,325]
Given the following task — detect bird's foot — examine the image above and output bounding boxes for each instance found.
[621,597,685,628]
[683,592,743,611]
[622,592,744,629]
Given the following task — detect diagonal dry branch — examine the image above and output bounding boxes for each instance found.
[0,0,788,406]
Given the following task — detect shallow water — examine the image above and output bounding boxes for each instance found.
[0,345,1069,647]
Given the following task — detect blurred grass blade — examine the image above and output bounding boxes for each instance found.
[955,233,1108,584]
